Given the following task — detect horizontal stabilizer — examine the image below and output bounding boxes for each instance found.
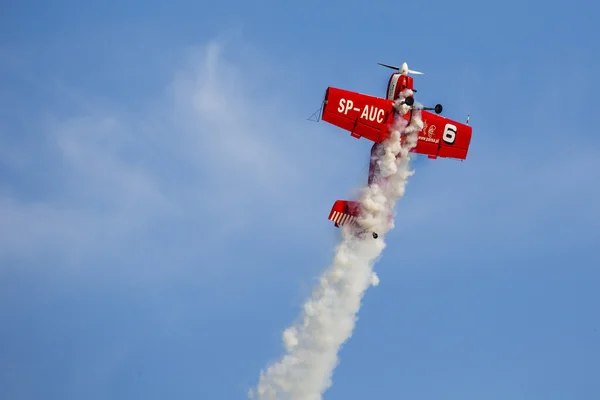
[328,200,360,228]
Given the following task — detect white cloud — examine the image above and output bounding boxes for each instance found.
[168,40,305,195]
[0,37,332,271]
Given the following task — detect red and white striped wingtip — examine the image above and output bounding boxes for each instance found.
[328,211,358,226]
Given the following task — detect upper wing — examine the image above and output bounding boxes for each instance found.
[413,110,473,160]
[321,87,395,143]
[321,87,473,160]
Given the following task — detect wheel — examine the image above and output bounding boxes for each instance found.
[404,96,414,106]
[434,104,443,114]
[372,232,378,239]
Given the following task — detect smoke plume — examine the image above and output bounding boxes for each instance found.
[250,96,422,400]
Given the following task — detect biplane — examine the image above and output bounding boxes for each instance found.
[314,62,473,239]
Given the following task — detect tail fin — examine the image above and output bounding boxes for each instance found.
[328,200,360,228]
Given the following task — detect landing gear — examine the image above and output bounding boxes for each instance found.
[372,232,378,239]
[404,96,414,106]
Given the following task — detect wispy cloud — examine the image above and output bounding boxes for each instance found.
[3,32,596,276]
[0,36,331,271]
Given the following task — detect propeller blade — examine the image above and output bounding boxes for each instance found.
[379,62,424,75]
[377,62,400,70]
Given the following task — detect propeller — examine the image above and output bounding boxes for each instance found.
[377,61,424,75]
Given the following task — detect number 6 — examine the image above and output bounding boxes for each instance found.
[443,123,457,144]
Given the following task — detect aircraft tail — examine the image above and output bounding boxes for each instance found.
[328,200,360,228]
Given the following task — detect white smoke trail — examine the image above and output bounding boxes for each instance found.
[250,94,422,400]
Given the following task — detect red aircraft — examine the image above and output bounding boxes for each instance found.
[317,62,473,238]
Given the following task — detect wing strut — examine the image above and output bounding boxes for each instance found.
[307,104,322,122]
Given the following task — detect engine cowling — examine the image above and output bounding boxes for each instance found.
[386,73,414,100]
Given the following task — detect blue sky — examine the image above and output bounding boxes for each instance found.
[1,0,599,399]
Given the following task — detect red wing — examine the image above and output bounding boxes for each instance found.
[321,87,472,160]
[413,110,473,160]
[321,87,395,143]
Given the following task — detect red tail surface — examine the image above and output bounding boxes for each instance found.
[328,200,360,227]
[328,199,392,234]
